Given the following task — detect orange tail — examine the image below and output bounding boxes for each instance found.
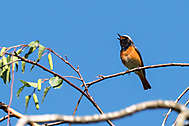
[138,73,151,90]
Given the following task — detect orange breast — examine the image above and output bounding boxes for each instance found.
[120,46,143,69]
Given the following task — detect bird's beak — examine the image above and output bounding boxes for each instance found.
[117,33,121,40]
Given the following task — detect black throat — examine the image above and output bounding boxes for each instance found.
[120,41,132,51]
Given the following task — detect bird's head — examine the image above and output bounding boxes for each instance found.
[117,33,133,49]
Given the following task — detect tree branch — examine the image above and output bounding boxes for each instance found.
[48,48,89,92]
[0,102,40,126]
[16,100,189,126]
[6,53,114,126]
[0,115,13,123]
[86,63,189,87]
[162,87,189,126]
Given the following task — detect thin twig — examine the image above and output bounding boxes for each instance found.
[47,48,77,71]
[7,49,17,126]
[172,88,189,126]
[185,99,189,106]
[161,87,189,126]
[63,76,81,81]
[48,48,89,91]
[48,89,109,126]
[86,63,189,87]
[72,89,87,118]
[0,115,13,122]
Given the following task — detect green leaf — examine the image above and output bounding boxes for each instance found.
[0,58,8,80]
[21,61,25,73]
[2,56,8,69]
[42,86,51,103]
[0,47,6,57]
[30,59,38,71]
[7,55,11,63]
[49,76,63,89]
[24,47,34,59]
[15,62,18,72]
[12,50,21,72]
[0,59,3,75]
[25,95,31,110]
[48,53,53,70]
[33,93,39,110]
[16,85,25,98]
[1,69,8,84]
[16,48,23,55]
[20,80,29,86]
[38,44,46,60]
[12,56,19,71]
[20,80,38,88]
[28,40,39,47]
[24,41,40,59]
[37,79,42,91]
[30,44,45,71]
[6,65,11,83]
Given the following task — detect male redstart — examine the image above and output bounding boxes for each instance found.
[118,34,151,90]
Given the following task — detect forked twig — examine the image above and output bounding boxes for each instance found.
[162,87,189,126]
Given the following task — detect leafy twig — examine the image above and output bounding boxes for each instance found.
[6,52,115,126]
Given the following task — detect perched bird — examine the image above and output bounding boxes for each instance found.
[117,34,151,90]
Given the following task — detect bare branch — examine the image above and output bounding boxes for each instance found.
[16,100,189,126]
[0,102,40,126]
[86,63,189,87]
[0,115,13,122]
[162,87,189,126]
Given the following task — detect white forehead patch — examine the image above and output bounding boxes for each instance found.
[122,35,132,41]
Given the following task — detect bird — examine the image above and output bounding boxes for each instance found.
[117,33,151,90]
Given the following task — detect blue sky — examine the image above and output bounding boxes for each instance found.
[1,0,189,126]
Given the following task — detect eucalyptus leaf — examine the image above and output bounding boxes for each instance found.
[37,79,42,91]
[0,47,6,57]
[21,61,25,73]
[20,80,38,88]
[1,69,8,84]
[16,86,25,98]
[25,41,40,59]
[16,48,23,55]
[33,93,39,110]
[12,56,19,71]
[42,86,51,103]
[48,53,53,70]
[49,76,63,89]
[6,65,11,83]
[38,44,46,60]
[30,44,46,71]
[25,95,31,110]
[2,56,8,69]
